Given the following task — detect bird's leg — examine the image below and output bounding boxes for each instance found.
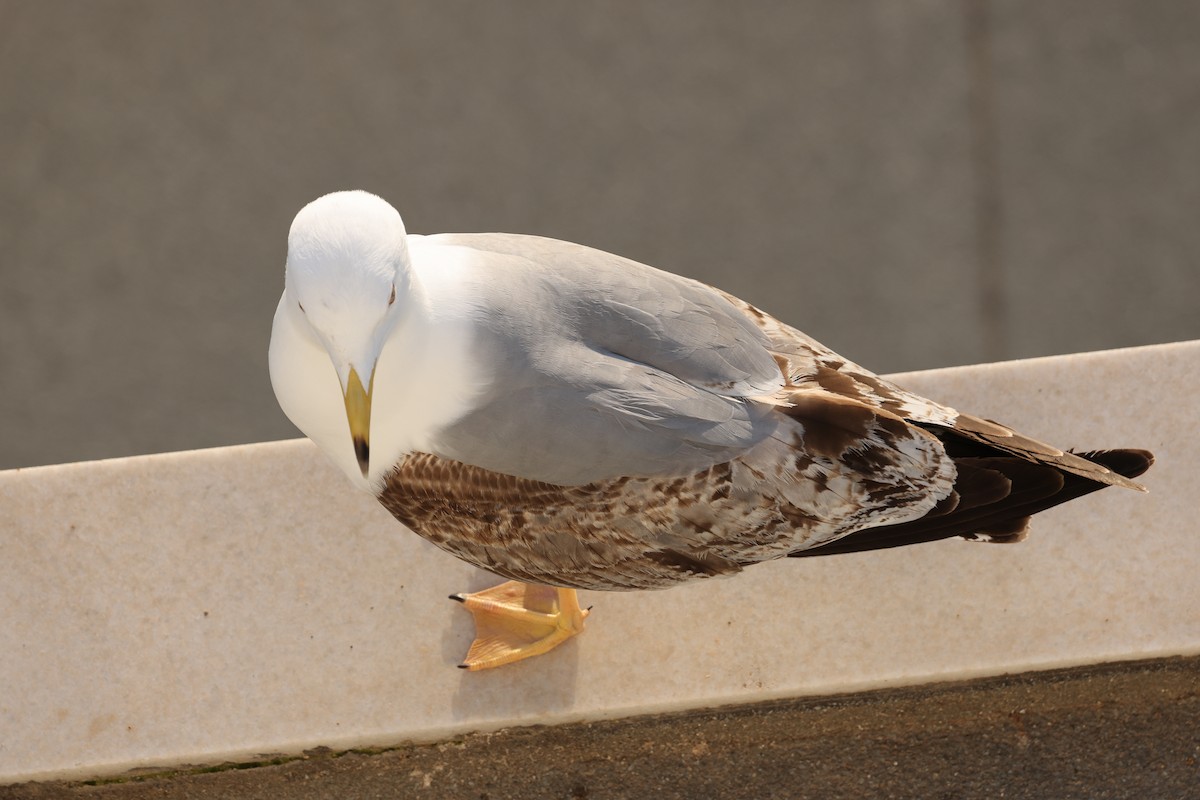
[450,580,589,671]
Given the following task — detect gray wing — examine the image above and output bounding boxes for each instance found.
[420,233,786,486]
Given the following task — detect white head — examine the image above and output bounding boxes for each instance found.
[279,190,412,477]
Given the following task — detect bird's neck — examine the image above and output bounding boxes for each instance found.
[363,262,484,493]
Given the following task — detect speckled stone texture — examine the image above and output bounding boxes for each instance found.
[0,341,1196,783]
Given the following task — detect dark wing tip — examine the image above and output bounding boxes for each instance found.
[1075,448,1154,492]
[1078,448,1154,478]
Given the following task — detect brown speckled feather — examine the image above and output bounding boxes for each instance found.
[379,384,954,590]
[375,277,1149,590]
[724,292,1147,493]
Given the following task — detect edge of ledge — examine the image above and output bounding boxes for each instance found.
[2,340,1196,784]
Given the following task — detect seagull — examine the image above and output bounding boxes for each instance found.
[269,190,1152,671]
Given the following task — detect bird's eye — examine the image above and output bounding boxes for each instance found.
[388,285,396,306]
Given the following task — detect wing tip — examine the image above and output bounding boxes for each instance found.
[1077,448,1154,492]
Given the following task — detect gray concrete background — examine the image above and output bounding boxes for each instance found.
[2,1,1197,470]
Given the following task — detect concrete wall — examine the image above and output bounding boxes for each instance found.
[2,1,1197,469]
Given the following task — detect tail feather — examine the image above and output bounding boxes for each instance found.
[948,413,1149,492]
[790,448,1153,558]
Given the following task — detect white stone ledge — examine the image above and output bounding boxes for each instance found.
[1,341,1196,784]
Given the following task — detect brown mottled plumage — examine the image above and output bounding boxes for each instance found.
[376,296,1151,591]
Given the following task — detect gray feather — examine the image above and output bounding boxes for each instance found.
[421,233,784,485]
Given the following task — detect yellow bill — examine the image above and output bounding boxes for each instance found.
[343,366,373,476]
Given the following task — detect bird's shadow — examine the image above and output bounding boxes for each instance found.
[441,569,581,721]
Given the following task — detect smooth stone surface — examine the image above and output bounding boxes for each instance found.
[1,341,1196,783]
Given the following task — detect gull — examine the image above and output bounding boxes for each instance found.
[269,190,1151,670]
